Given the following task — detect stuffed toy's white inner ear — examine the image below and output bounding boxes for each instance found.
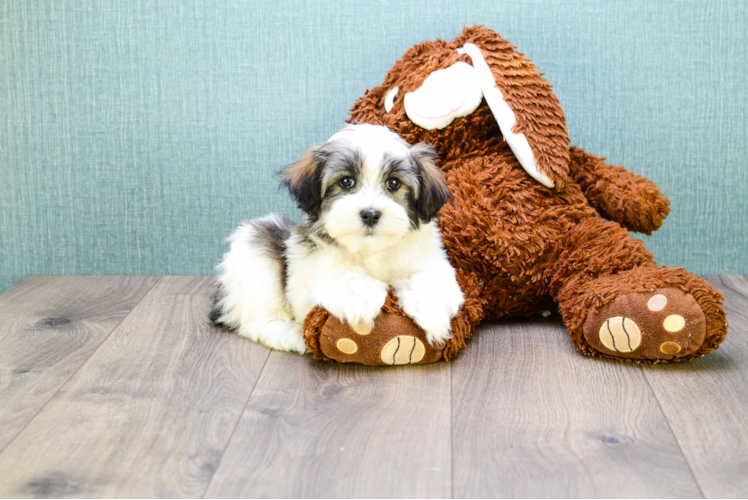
[403,62,483,131]
[459,43,554,188]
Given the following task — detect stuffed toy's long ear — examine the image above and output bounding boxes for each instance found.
[454,26,570,189]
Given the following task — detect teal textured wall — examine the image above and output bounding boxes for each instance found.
[2,0,747,292]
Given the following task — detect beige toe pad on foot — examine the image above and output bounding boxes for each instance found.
[583,288,706,361]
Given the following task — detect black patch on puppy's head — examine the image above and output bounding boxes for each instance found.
[280,147,325,216]
[281,140,366,218]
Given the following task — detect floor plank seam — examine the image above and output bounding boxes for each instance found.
[0,276,162,458]
[450,360,455,500]
[641,368,706,499]
[200,348,272,498]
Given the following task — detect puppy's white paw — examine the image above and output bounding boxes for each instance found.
[398,295,453,345]
[397,276,464,346]
[275,325,308,354]
[313,277,388,333]
[240,320,307,354]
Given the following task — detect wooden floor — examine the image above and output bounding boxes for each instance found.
[0,276,746,498]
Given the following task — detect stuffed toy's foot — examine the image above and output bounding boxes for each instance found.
[562,266,727,363]
[583,287,706,360]
[303,274,485,366]
[304,305,445,365]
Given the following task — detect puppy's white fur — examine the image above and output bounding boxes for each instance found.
[213,124,464,353]
[215,216,304,352]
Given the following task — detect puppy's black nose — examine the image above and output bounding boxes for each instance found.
[360,208,381,227]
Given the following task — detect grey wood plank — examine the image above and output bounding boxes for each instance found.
[0,276,270,498]
[452,316,702,498]
[0,275,159,452]
[643,275,748,498]
[204,352,452,498]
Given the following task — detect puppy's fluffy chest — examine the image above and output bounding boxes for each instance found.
[332,222,437,280]
[285,221,443,321]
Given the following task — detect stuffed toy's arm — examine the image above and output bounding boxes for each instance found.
[569,146,670,235]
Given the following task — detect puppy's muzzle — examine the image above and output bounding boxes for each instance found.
[360,208,381,227]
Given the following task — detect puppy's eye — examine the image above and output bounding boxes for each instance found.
[386,178,401,191]
[339,177,356,189]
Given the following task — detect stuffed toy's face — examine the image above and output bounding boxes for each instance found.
[383,51,482,133]
[365,40,487,149]
[350,26,572,189]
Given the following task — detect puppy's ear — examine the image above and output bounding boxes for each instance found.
[411,143,450,223]
[280,147,323,215]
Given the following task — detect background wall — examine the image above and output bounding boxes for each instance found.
[1,0,746,292]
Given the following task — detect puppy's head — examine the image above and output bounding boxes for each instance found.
[281,124,449,252]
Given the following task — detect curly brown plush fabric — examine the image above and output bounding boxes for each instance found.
[304,25,727,365]
[569,147,671,235]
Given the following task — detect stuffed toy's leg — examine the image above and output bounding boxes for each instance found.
[303,270,485,365]
[548,218,727,363]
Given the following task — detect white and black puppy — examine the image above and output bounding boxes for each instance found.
[211,124,464,353]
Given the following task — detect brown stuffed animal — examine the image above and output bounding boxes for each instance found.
[304,25,727,365]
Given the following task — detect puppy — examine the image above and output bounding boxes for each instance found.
[211,124,465,353]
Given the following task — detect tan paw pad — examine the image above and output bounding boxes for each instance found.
[663,314,685,332]
[660,341,682,355]
[599,317,642,353]
[352,321,372,335]
[647,294,667,311]
[336,338,358,354]
[380,336,426,365]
